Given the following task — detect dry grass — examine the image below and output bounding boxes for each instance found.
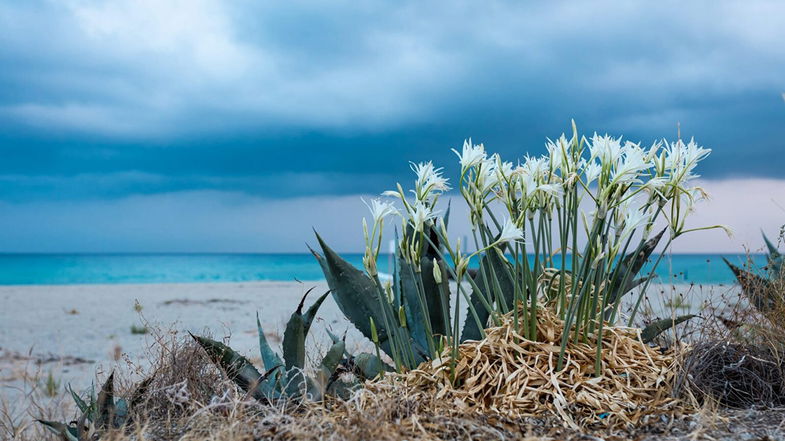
[376,305,687,430]
[4,329,785,441]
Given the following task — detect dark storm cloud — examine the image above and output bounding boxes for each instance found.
[1,0,784,200]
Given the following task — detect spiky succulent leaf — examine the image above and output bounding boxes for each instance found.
[129,375,153,410]
[723,258,778,313]
[282,369,308,400]
[256,313,283,375]
[396,253,428,352]
[114,398,128,427]
[313,340,346,399]
[282,311,306,370]
[303,290,330,335]
[191,334,266,400]
[641,315,696,343]
[608,228,666,305]
[460,248,515,342]
[320,340,345,376]
[37,420,79,441]
[312,233,391,354]
[354,352,389,380]
[762,233,784,278]
[95,372,116,430]
[67,384,91,420]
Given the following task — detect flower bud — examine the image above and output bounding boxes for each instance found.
[369,317,379,344]
[398,306,407,328]
[432,258,442,284]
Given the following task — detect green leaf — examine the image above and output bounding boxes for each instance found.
[762,232,784,277]
[129,375,154,410]
[763,232,781,258]
[283,369,308,400]
[397,254,428,351]
[354,352,390,380]
[95,372,116,430]
[320,340,345,377]
[114,398,128,427]
[723,257,778,313]
[460,249,515,342]
[302,290,330,336]
[67,384,90,419]
[313,340,346,400]
[282,309,306,370]
[36,420,79,441]
[608,228,666,305]
[256,312,283,374]
[311,233,391,354]
[641,315,696,343]
[191,334,266,400]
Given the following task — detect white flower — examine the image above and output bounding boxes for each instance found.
[642,176,667,196]
[618,207,651,243]
[496,218,525,245]
[362,198,398,224]
[409,200,438,232]
[584,161,601,185]
[411,161,450,200]
[611,143,649,185]
[536,182,564,198]
[589,133,623,165]
[452,139,486,170]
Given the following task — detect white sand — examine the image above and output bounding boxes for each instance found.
[0,281,737,401]
[0,281,367,399]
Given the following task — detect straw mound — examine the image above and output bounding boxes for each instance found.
[374,307,685,429]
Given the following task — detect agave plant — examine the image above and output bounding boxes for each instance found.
[724,232,785,317]
[314,123,722,375]
[37,372,149,441]
[192,287,387,403]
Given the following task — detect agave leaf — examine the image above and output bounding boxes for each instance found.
[37,420,79,441]
[282,369,308,400]
[191,334,265,400]
[641,315,696,343]
[312,233,391,354]
[723,258,778,313]
[326,329,342,344]
[67,384,91,420]
[320,340,346,376]
[254,365,285,398]
[762,233,784,277]
[313,340,346,399]
[95,372,116,430]
[114,398,128,427]
[129,375,153,410]
[256,313,283,374]
[608,228,666,305]
[303,290,330,335]
[422,257,449,337]
[282,311,306,370]
[763,232,781,259]
[460,249,515,342]
[354,352,390,380]
[397,253,428,351]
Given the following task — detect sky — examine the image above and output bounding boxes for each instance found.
[0,0,784,253]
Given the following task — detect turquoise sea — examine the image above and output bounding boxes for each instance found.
[0,253,767,285]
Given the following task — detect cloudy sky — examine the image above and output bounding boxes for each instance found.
[1,0,783,252]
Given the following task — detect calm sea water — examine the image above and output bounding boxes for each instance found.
[0,253,767,286]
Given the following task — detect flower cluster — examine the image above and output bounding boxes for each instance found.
[362,124,724,281]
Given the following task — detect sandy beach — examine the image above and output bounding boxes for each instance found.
[0,281,737,401]
[0,282,370,399]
